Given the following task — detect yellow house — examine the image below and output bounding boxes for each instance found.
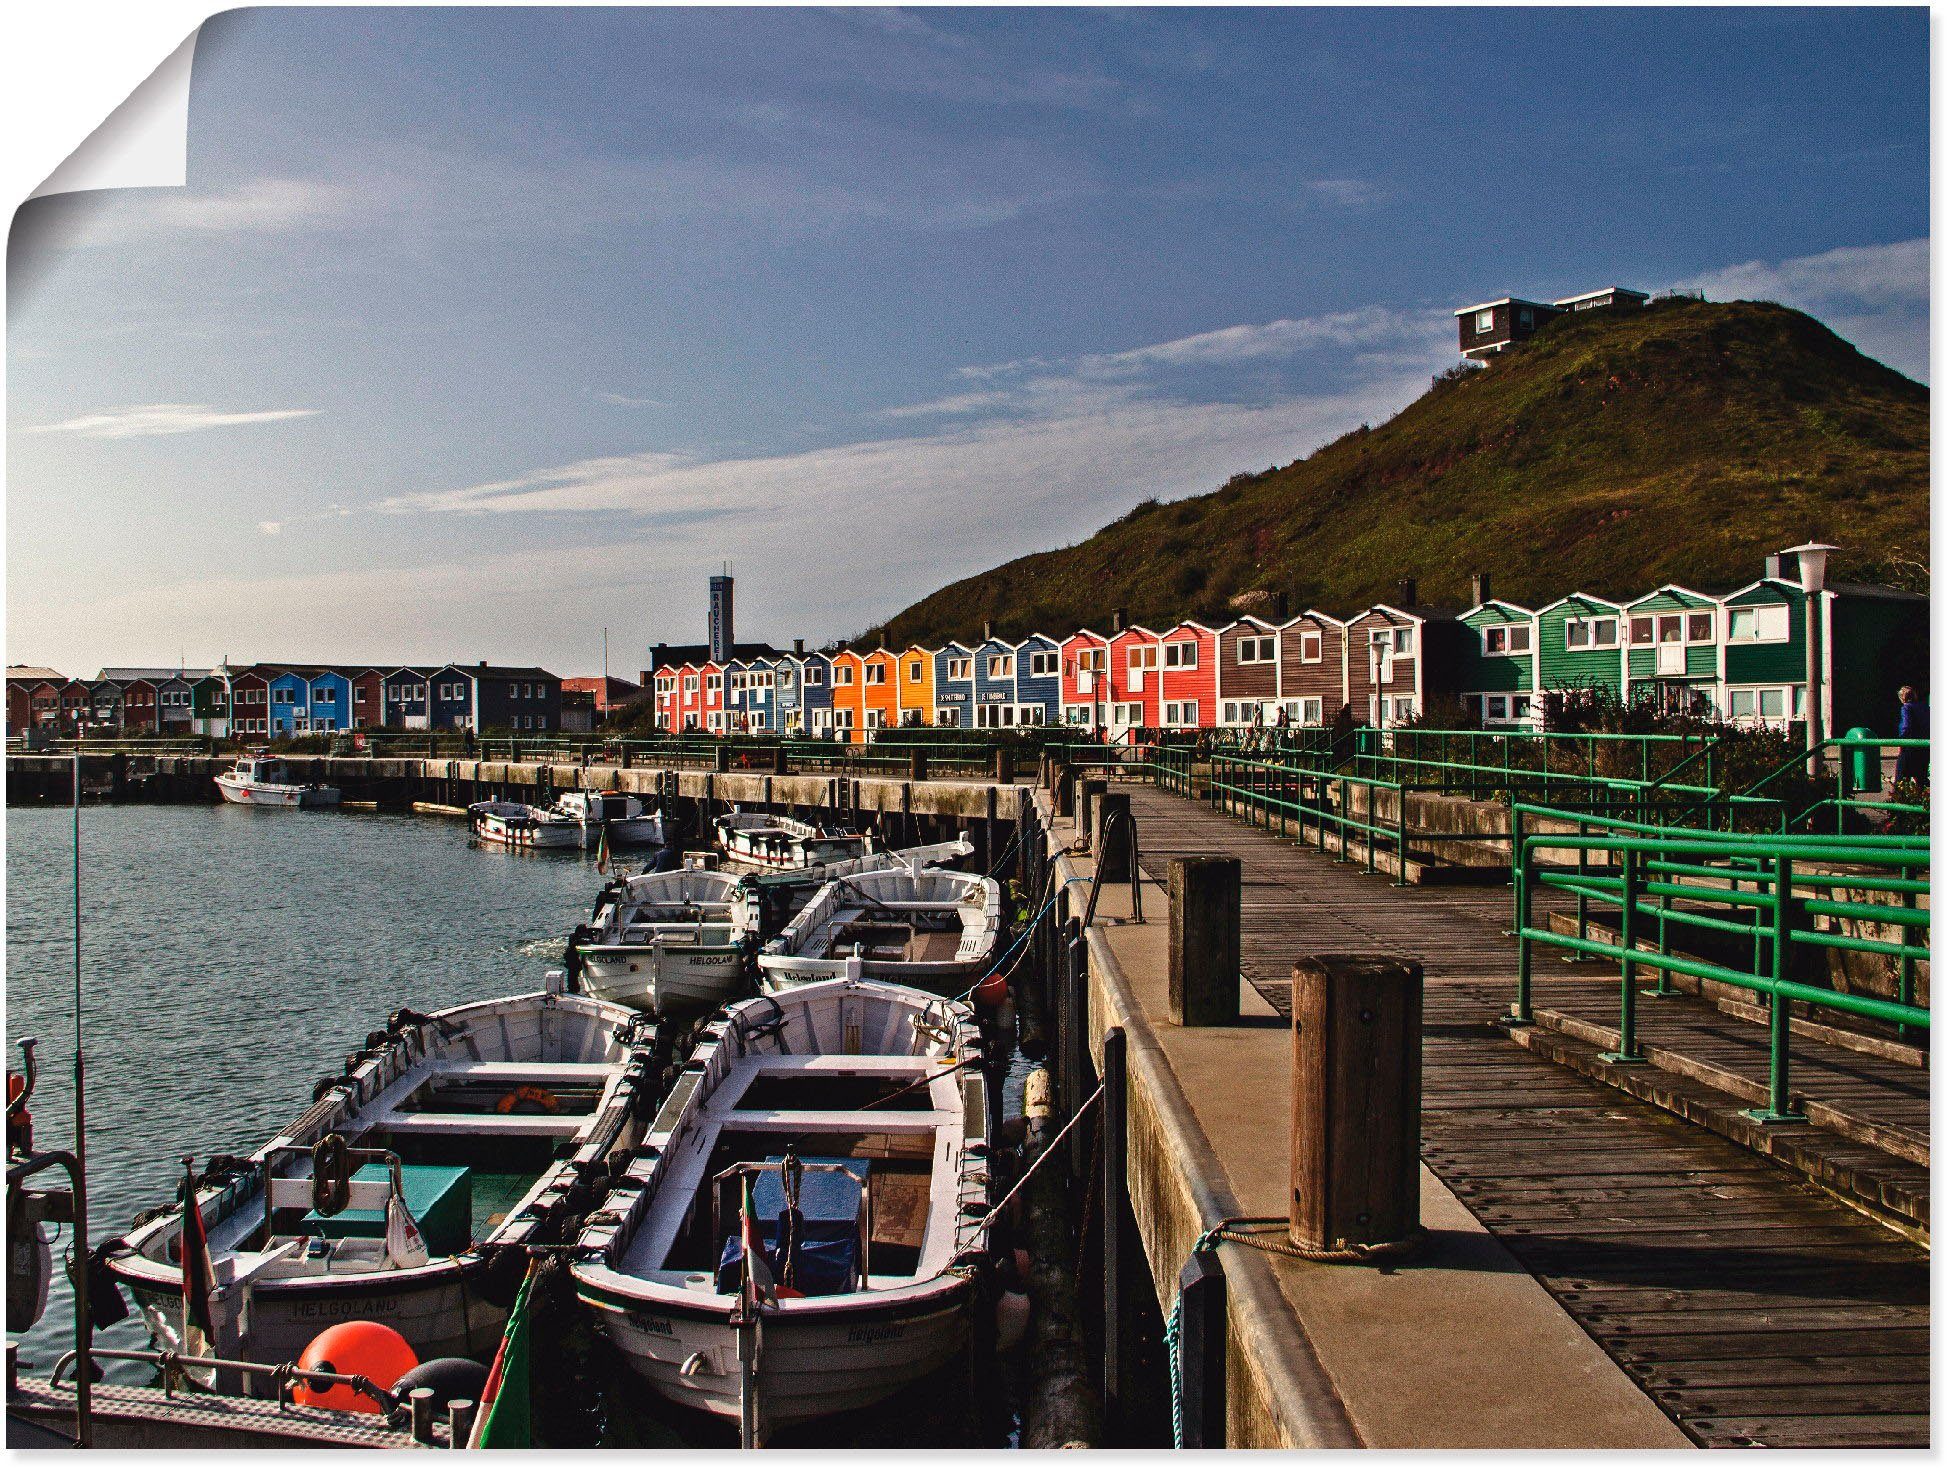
[897,646,935,727]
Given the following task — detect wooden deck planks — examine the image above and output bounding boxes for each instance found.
[1124,783,1931,1449]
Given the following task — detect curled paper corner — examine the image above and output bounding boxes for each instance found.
[29,27,202,201]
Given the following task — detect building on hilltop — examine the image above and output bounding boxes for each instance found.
[1454,286,1649,358]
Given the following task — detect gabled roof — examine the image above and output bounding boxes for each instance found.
[1460,598,1536,621]
[1622,583,1716,610]
[7,666,64,682]
[1453,296,1553,318]
[1536,590,1627,615]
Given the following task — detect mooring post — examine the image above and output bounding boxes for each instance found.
[446,1398,477,1448]
[1100,1026,1131,1442]
[409,1387,437,1445]
[1169,857,1241,1026]
[771,743,787,775]
[1175,1250,1227,1448]
[1065,916,1090,1176]
[714,744,730,774]
[909,748,927,783]
[994,746,1013,785]
[1080,778,1107,847]
[1056,766,1076,819]
[1289,954,1423,1252]
[1095,791,1131,882]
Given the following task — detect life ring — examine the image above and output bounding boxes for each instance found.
[496,1084,561,1115]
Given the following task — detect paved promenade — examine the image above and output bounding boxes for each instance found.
[1090,782,1928,1448]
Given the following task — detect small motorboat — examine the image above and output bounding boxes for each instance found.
[757,867,1004,997]
[570,867,762,1016]
[214,756,340,808]
[570,978,990,1437]
[552,790,666,849]
[714,812,874,872]
[468,799,582,848]
[107,989,662,1378]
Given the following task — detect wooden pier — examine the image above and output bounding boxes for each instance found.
[1042,778,1928,1448]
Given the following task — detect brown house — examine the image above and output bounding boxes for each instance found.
[1278,611,1347,725]
[1215,616,1283,726]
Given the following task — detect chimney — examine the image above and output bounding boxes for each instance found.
[1275,590,1291,620]
[1112,607,1126,633]
[1396,578,1417,608]
[478,660,488,668]
[1763,552,1791,581]
[878,631,889,650]
[793,637,805,656]
[1469,572,1491,607]
[982,619,994,642]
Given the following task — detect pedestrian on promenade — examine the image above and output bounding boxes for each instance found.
[1894,686,1929,788]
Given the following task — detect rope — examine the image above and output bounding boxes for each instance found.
[968,1081,1103,1237]
[1165,1217,1425,1446]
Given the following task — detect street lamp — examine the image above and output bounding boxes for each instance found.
[1784,542,1838,775]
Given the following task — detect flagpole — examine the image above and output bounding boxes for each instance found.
[71,755,92,1445]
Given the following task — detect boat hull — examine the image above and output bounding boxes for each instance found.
[579,1278,974,1426]
[578,944,748,1014]
[756,958,983,999]
[215,775,340,808]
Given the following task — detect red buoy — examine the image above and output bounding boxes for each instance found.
[292,1320,419,1414]
[973,970,1009,1007]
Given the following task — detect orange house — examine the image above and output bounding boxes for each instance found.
[862,649,900,736]
[896,647,934,727]
[830,650,867,742]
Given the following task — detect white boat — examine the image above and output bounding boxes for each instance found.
[108,990,660,1379]
[571,867,762,1016]
[553,790,666,849]
[757,868,1004,998]
[714,812,875,872]
[214,756,341,808]
[570,979,990,1436]
[468,799,583,848]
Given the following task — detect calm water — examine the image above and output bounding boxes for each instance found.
[5,803,602,1376]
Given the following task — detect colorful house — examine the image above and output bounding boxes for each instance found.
[155,675,196,733]
[350,669,386,729]
[861,648,900,736]
[1058,631,1112,732]
[653,668,680,731]
[798,652,835,736]
[1014,634,1062,728]
[1106,626,1165,736]
[1534,593,1627,717]
[85,680,124,733]
[1456,599,1539,727]
[1278,611,1345,727]
[1216,616,1283,727]
[382,668,431,729]
[1158,622,1219,731]
[306,669,354,732]
[830,650,866,740]
[972,635,1021,730]
[1623,586,1719,716]
[896,646,934,728]
[1821,580,1930,739]
[698,662,727,734]
[933,643,976,729]
[1344,594,1466,727]
[466,665,560,733]
[189,675,230,738]
[1716,578,1806,730]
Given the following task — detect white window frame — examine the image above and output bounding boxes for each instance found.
[1483,624,1532,656]
[946,657,973,682]
[935,706,961,728]
[985,654,1015,680]
[1298,633,1322,663]
[1474,308,1494,333]
[1235,635,1276,665]
[1164,641,1200,669]
[907,661,924,683]
[1727,604,1791,643]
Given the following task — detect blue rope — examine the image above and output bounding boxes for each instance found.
[1165,1225,1227,1448]
[950,875,1093,1003]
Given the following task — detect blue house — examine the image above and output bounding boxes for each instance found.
[383,668,431,728]
[1014,634,1062,726]
[428,666,474,730]
[797,653,835,737]
[266,669,314,736]
[933,643,976,729]
[307,669,353,732]
[727,657,774,734]
[973,636,1019,730]
[770,655,801,736]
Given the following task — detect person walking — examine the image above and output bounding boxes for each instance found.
[1894,686,1929,788]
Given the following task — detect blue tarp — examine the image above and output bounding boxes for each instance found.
[714,1157,866,1296]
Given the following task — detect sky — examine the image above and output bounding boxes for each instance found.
[6,6,1929,678]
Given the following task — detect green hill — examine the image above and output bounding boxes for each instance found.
[863,297,1927,648]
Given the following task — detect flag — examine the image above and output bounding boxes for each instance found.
[594,820,612,875]
[469,1261,538,1448]
[384,1189,429,1269]
[179,1158,216,1365]
[739,1175,776,1313]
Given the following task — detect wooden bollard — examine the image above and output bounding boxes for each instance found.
[1095,791,1132,881]
[771,743,788,775]
[909,748,927,783]
[714,744,730,773]
[1169,857,1240,1026]
[1080,779,1107,846]
[994,746,1012,784]
[1290,955,1423,1253]
[1056,767,1076,818]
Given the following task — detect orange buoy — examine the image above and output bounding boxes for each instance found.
[293,1320,419,1413]
[972,970,1009,1007]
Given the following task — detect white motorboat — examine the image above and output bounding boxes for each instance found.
[571,979,990,1437]
[757,868,1004,998]
[214,756,341,808]
[714,812,875,872]
[468,799,583,848]
[553,790,666,849]
[570,867,762,1016]
[108,990,660,1379]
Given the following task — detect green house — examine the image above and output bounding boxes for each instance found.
[1718,578,1806,730]
[1456,599,1538,725]
[1820,581,1929,740]
[1624,586,1719,715]
[190,674,230,737]
[1535,592,1627,715]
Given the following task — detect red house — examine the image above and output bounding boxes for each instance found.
[1158,621,1220,731]
[1058,631,1112,732]
[351,669,387,729]
[1107,626,1165,738]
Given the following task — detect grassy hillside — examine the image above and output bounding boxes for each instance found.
[864,298,1927,648]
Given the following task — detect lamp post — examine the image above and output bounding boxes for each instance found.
[1785,542,1837,776]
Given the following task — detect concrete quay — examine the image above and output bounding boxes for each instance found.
[1037,787,1690,1449]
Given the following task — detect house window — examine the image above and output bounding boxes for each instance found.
[985,654,1015,680]
[315,687,336,702]
[708,674,724,693]
[684,675,699,692]
[354,687,367,703]
[1297,697,1324,725]
[1517,306,1534,328]
[1727,605,1790,643]
[1111,702,1143,727]
[1565,616,1619,650]
[865,663,887,685]
[1064,705,1091,726]
[1162,700,1201,727]
[865,708,885,729]
[947,657,973,682]
[936,707,961,727]
[906,662,923,683]
[833,708,855,729]
[806,666,825,685]
[1483,624,1532,656]
[1076,648,1108,673]
[1236,636,1276,664]
[1220,701,1254,726]
[1027,651,1059,678]
[1164,642,1200,669]
[1687,611,1714,642]
[1370,627,1413,655]
[1127,645,1160,671]
[1629,616,1654,645]
[1474,309,1494,333]
[1299,633,1322,662]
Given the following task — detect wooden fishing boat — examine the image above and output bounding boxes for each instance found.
[107,990,660,1379]
[756,868,1004,998]
[552,790,666,849]
[713,812,874,872]
[214,756,341,808]
[467,799,582,848]
[570,978,990,1436]
[570,868,762,1016]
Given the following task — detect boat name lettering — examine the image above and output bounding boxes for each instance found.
[628,1312,674,1336]
[845,1323,905,1345]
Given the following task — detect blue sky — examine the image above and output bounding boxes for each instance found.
[7,6,1928,677]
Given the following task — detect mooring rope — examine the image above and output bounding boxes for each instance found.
[969,1080,1103,1237]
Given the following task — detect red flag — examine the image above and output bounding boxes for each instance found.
[180,1158,215,1353]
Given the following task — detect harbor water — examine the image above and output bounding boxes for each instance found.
[4,802,1023,1445]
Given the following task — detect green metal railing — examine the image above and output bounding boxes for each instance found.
[1203,752,1414,884]
[1513,819,1929,1119]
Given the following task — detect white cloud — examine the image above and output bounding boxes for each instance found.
[1075,307,1432,378]
[594,392,669,408]
[875,390,1015,420]
[1301,177,1384,210]
[26,404,323,439]
[256,521,282,536]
